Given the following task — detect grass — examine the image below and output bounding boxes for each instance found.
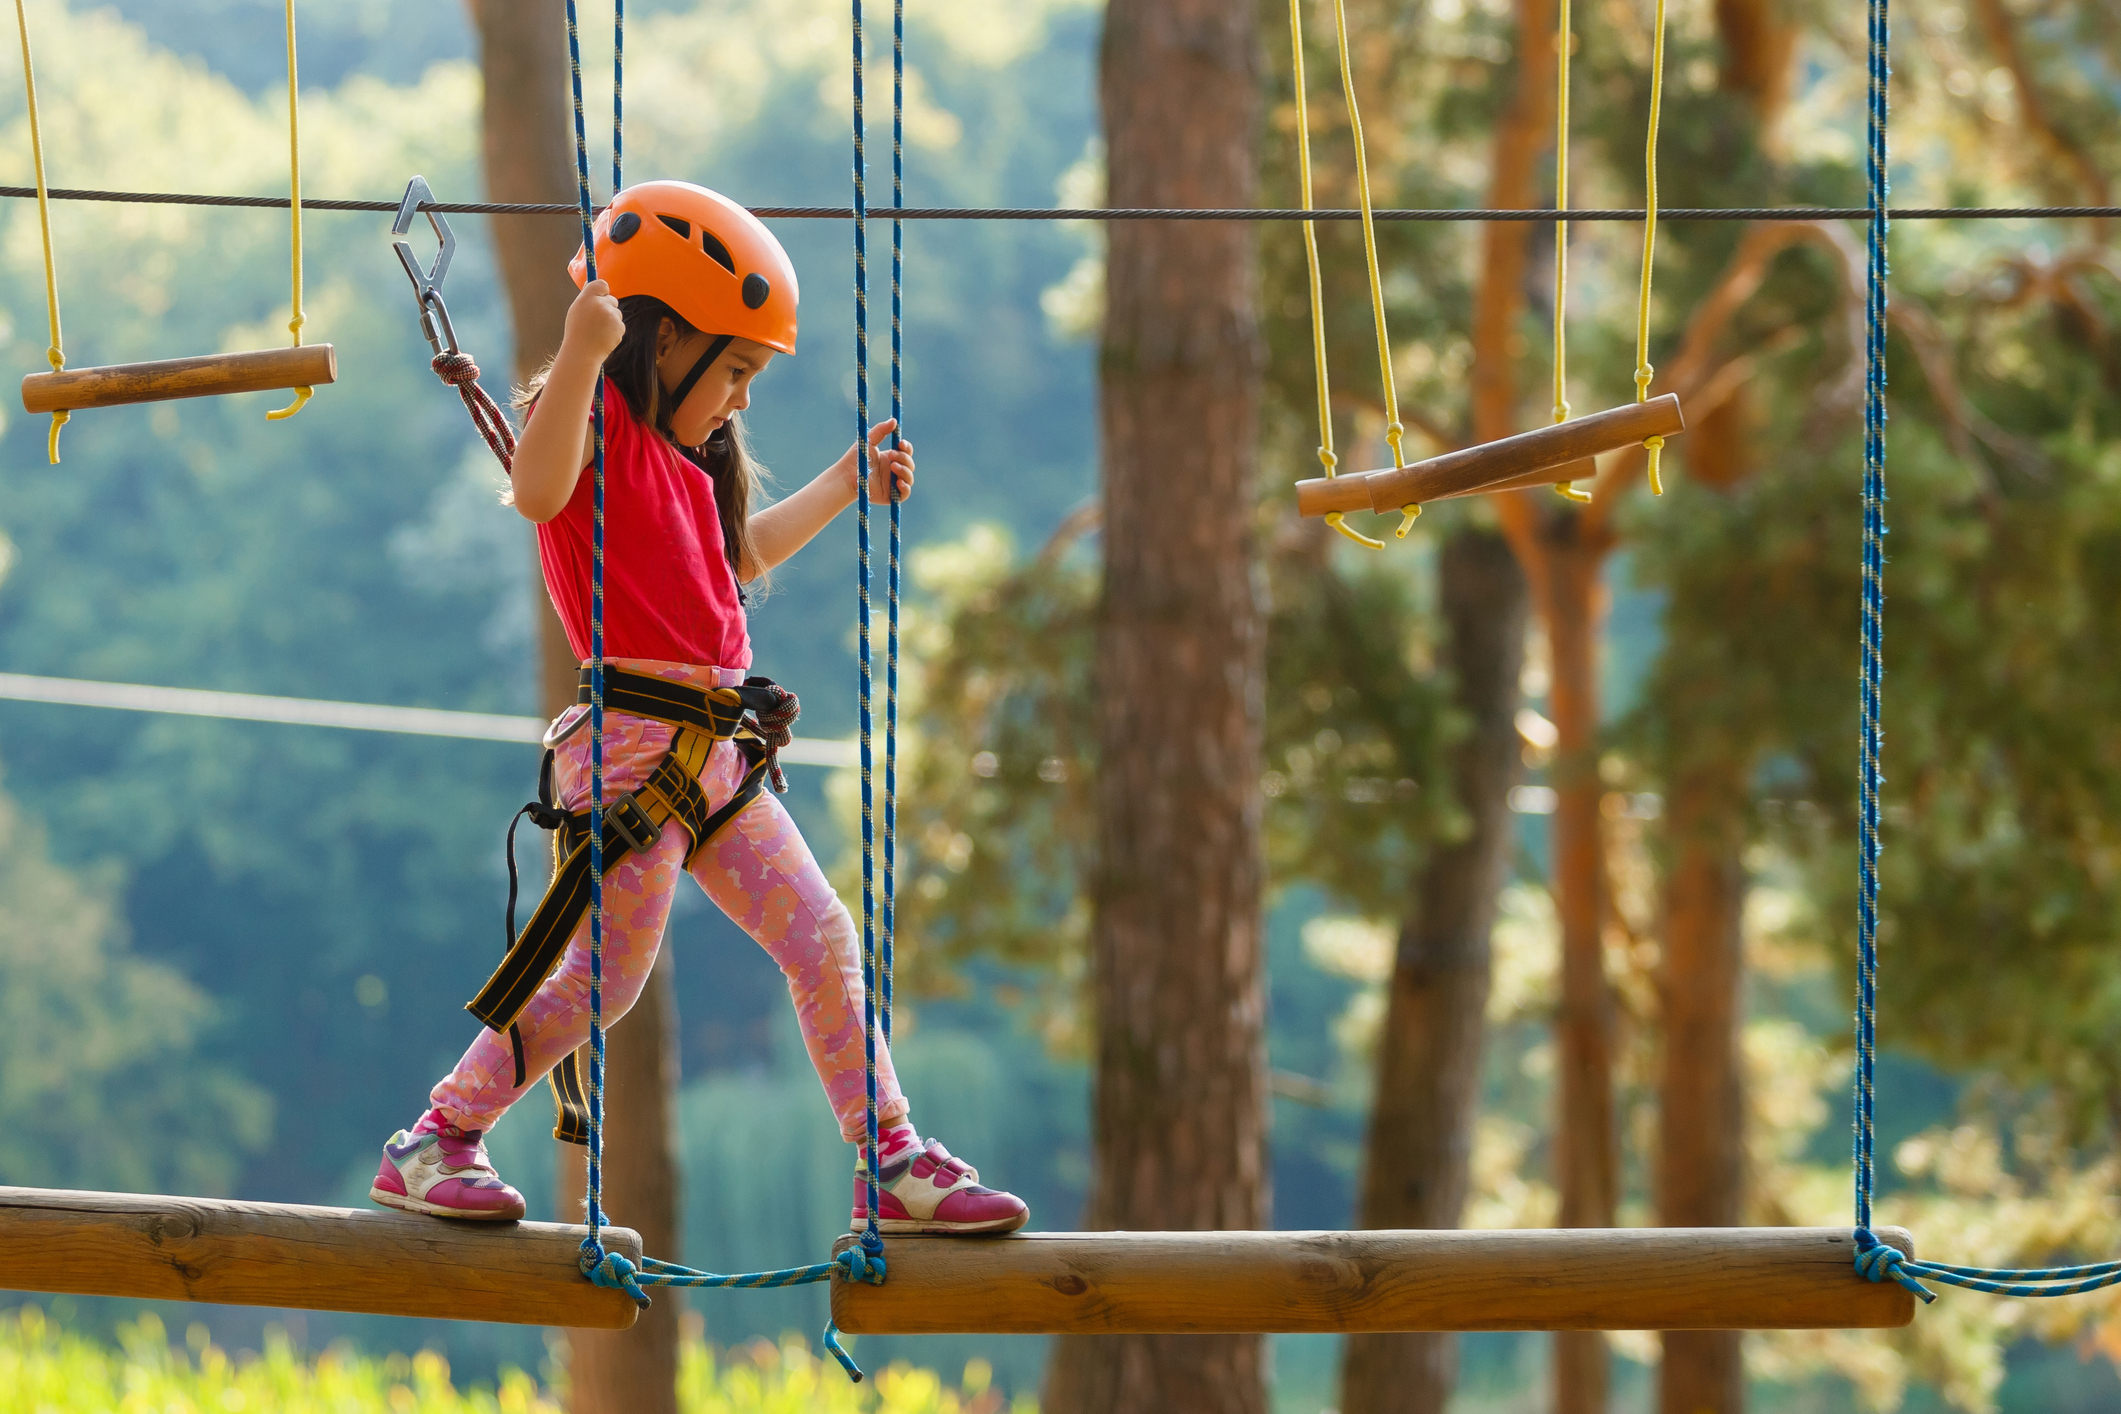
[0,1306,1027,1414]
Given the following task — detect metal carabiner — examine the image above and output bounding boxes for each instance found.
[392,175,461,358]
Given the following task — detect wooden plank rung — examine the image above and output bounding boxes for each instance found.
[830,1226,1916,1335]
[0,1185,639,1330]
[1296,394,1685,517]
[22,345,338,414]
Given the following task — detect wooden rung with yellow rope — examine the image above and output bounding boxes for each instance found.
[21,346,337,415]
[1295,393,1684,519]
[830,1224,1915,1336]
[12,0,318,458]
[0,1184,639,1329]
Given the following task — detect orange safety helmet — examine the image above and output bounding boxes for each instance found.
[569,181,799,355]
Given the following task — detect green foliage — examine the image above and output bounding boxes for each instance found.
[0,781,267,1194]
[880,510,1458,1023]
[892,522,1097,991]
[1262,526,1457,919]
[0,1308,556,1414]
[0,1307,1024,1414]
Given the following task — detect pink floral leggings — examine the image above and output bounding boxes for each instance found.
[430,660,908,1143]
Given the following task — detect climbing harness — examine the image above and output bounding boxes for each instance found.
[392,176,518,470]
[11,0,328,457]
[471,664,799,1138]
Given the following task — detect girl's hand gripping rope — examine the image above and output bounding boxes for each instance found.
[567,279,627,362]
[840,418,916,504]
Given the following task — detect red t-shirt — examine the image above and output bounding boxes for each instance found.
[533,379,752,670]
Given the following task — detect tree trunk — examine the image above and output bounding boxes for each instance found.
[1655,778,1747,1414]
[465,0,580,721]
[1467,0,1554,453]
[1338,530,1528,1414]
[467,5,683,1410]
[1040,2,1267,1411]
[1711,0,1795,125]
[554,952,685,1414]
[1543,511,1617,1412]
[1460,0,1620,1398]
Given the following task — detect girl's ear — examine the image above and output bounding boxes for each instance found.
[654,316,678,361]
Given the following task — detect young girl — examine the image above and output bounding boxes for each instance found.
[370,180,1027,1236]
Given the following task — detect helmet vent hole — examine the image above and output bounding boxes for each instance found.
[656,214,692,239]
[742,273,771,310]
[609,211,642,243]
[701,231,737,275]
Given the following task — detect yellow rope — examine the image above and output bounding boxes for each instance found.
[266,0,309,421]
[1289,0,1381,549]
[1632,0,1670,494]
[14,0,66,463]
[1329,0,1420,540]
[1550,0,1590,503]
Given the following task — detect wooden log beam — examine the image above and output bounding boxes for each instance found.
[830,1226,1915,1335]
[22,346,338,414]
[0,1186,639,1330]
[1296,395,1684,517]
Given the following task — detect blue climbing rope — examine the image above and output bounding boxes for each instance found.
[560,0,888,1379]
[561,0,613,1257]
[1848,0,2121,1306]
[883,0,903,1059]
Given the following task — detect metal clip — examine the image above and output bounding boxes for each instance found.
[392,176,461,358]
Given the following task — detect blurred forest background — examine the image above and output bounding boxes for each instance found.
[0,0,2117,1410]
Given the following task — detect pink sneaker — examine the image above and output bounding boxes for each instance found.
[852,1138,1028,1235]
[370,1115,526,1222]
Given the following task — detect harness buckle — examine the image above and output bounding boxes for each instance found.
[605,792,662,854]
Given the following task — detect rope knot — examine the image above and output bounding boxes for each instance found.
[1316,446,1338,474]
[432,352,483,387]
[580,1240,653,1308]
[431,352,517,471]
[1853,1230,1937,1302]
[743,678,802,793]
[1642,434,1666,496]
[834,1243,888,1286]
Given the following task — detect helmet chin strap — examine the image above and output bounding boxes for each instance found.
[665,333,736,436]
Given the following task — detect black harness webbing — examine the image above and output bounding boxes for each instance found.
[467,664,798,1144]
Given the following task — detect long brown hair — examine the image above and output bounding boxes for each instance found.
[515,294,768,589]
